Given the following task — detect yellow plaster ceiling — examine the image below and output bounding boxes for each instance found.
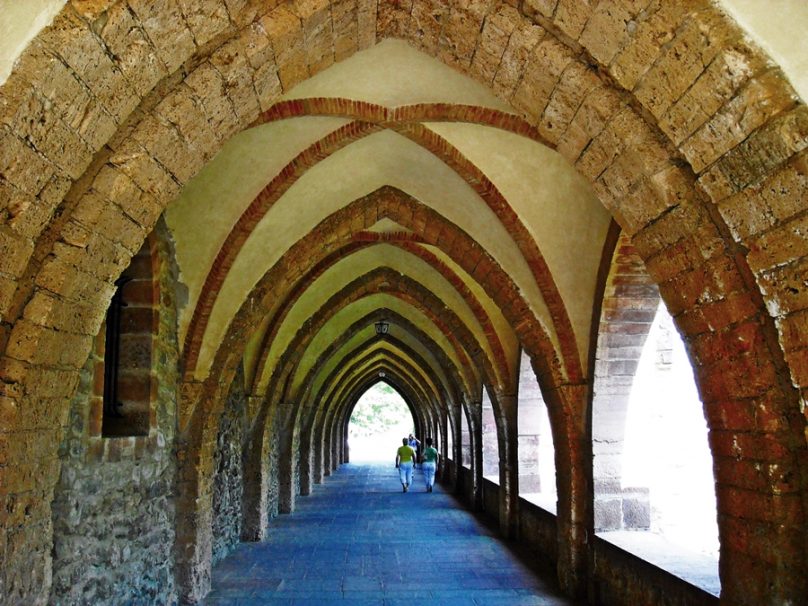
[254,243,495,394]
[282,39,512,110]
[0,0,65,85]
[191,126,552,377]
[425,122,611,366]
[719,0,808,101]
[293,298,457,397]
[425,246,520,372]
[164,115,350,339]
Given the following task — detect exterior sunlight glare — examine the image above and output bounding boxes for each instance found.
[348,382,414,462]
[622,303,719,558]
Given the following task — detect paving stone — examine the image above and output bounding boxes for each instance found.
[204,462,579,605]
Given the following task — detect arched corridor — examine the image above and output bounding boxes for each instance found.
[0,2,806,605]
[205,462,575,605]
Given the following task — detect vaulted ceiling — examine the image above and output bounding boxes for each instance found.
[164,39,608,409]
[2,2,806,422]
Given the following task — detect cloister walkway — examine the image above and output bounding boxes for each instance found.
[205,462,578,605]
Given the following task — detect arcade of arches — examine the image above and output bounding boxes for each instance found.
[0,1,806,604]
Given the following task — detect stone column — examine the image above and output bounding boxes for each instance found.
[440,402,463,493]
[277,405,297,514]
[174,433,214,604]
[547,382,591,600]
[241,432,268,541]
[241,395,270,541]
[466,399,484,510]
[312,419,325,483]
[496,393,519,539]
[299,424,312,496]
[330,414,340,472]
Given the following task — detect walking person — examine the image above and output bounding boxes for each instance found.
[395,438,416,492]
[421,437,439,492]
[408,433,421,468]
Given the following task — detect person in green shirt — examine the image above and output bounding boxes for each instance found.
[395,438,416,492]
[421,437,439,492]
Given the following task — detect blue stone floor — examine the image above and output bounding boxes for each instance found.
[205,462,578,605]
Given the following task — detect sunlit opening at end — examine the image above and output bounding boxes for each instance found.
[348,382,413,462]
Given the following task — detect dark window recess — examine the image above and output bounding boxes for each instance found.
[101,241,156,438]
[103,276,131,423]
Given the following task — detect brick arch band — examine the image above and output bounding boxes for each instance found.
[292,301,472,412]
[255,267,497,433]
[180,105,579,383]
[244,234,510,397]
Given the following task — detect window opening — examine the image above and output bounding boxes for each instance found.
[460,406,472,469]
[482,387,499,482]
[102,276,131,421]
[100,239,156,438]
[594,300,719,596]
[516,351,557,512]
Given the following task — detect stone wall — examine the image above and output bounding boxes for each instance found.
[266,431,281,527]
[593,538,718,606]
[442,473,713,606]
[518,499,558,572]
[211,368,248,565]
[49,226,180,605]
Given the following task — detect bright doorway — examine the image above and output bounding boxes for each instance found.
[348,382,414,462]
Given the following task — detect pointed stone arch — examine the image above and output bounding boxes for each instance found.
[0,2,805,603]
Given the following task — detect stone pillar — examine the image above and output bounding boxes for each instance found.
[242,395,270,540]
[322,414,333,476]
[441,405,458,490]
[591,373,638,531]
[332,412,342,466]
[547,383,591,600]
[241,433,268,541]
[174,379,233,604]
[312,419,325,483]
[466,399,484,510]
[174,436,214,604]
[324,444,332,476]
[330,414,340,472]
[592,243,657,532]
[277,406,297,514]
[299,424,312,496]
[451,404,462,490]
[496,393,519,539]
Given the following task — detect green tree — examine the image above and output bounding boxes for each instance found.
[349,383,412,437]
